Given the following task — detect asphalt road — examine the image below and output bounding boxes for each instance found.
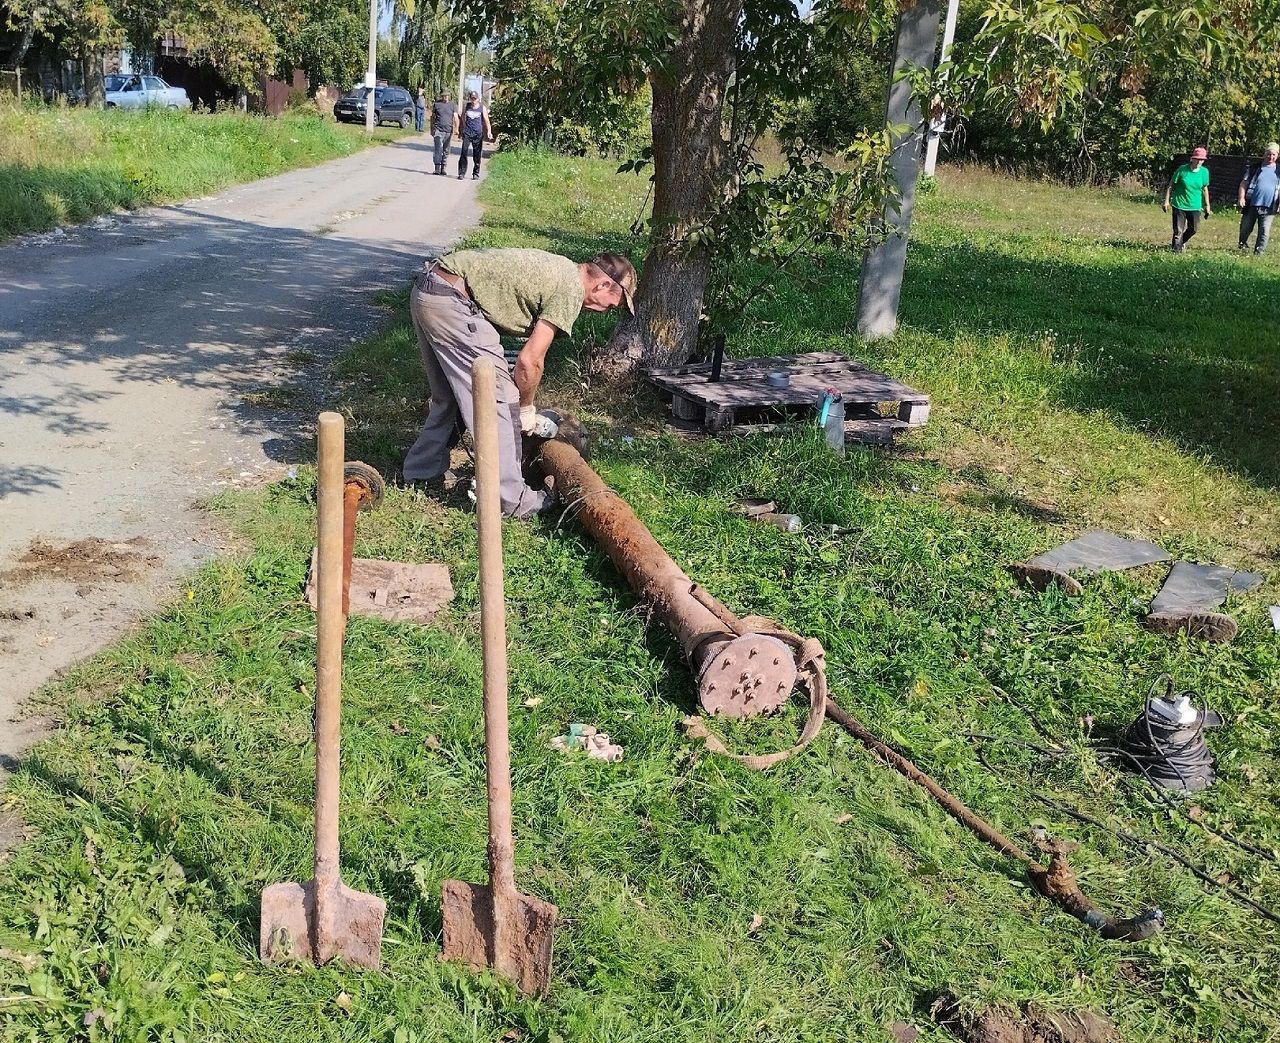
[0,135,483,765]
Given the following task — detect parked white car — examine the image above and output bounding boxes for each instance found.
[104,74,192,110]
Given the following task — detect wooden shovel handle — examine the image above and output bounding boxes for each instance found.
[470,360,518,900]
[314,412,346,886]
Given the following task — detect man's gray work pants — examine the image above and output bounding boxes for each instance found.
[432,131,451,171]
[1238,206,1274,254]
[402,270,549,519]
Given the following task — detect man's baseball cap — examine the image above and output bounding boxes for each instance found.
[1190,146,1208,159]
[591,252,637,313]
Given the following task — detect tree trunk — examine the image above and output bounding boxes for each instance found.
[855,0,943,339]
[81,45,105,107]
[11,23,36,70]
[596,0,741,383]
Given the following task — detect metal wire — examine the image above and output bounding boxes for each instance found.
[968,685,1280,927]
[554,486,619,530]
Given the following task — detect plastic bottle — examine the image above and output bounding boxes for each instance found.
[823,392,845,455]
[757,512,802,533]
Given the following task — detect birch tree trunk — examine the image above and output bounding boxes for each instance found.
[855,0,943,339]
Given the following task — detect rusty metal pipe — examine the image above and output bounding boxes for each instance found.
[537,439,797,715]
[341,481,364,617]
[538,440,1163,940]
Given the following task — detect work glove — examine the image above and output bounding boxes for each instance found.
[519,406,559,439]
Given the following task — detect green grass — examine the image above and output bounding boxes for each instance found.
[0,103,404,240]
[1,151,1279,1043]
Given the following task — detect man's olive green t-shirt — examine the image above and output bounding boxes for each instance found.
[441,248,584,337]
[1170,163,1210,211]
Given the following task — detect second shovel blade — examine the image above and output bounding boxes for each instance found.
[441,878,557,997]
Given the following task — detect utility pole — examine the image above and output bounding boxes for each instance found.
[855,0,943,341]
[456,42,466,104]
[364,0,377,134]
[922,0,960,177]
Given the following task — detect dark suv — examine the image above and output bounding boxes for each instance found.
[334,86,415,128]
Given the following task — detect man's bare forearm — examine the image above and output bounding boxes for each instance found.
[513,357,544,407]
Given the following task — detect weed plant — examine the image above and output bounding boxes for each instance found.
[0,152,1277,1042]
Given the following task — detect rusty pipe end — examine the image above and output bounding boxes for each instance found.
[342,461,386,511]
[696,633,797,718]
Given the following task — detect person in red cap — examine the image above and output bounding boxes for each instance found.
[1162,147,1212,253]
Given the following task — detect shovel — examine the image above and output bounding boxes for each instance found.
[260,411,387,969]
[441,359,558,997]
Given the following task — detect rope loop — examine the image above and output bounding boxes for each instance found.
[682,601,828,771]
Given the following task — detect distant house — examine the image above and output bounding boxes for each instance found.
[4,26,311,113]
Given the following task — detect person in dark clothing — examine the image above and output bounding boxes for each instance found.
[457,91,492,181]
[430,92,458,176]
[414,88,426,133]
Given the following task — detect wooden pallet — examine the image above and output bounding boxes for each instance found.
[644,351,930,439]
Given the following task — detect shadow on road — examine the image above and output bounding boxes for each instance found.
[0,207,459,492]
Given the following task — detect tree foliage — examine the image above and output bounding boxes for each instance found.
[381,0,460,97]
[452,0,667,153]
[288,0,369,89]
[484,0,651,155]
[451,0,1242,373]
[946,0,1280,182]
[3,0,382,93]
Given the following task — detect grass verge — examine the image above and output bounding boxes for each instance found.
[0,151,1277,1043]
[0,104,404,241]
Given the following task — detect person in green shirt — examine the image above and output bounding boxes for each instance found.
[1162,147,1212,253]
[402,247,637,518]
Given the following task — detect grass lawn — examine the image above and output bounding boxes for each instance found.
[1,152,1278,1043]
[0,104,405,241]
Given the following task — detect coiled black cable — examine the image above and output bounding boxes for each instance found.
[1108,675,1216,792]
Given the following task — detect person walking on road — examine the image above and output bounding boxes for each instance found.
[402,248,637,518]
[458,91,492,181]
[1237,142,1280,255]
[431,91,458,176]
[1163,147,1212,253]
[414,88,427,133]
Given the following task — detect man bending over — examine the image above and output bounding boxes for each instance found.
[402,248,637,518]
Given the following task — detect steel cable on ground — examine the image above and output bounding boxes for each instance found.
[968,744,1280,926]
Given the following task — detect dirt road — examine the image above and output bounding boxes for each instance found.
[0,136,482,766]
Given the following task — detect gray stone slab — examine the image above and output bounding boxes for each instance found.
[1149,561,1264,617]
[1027,530,1171,576]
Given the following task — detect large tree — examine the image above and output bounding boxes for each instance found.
[455,0,1236,380]
[603,0,741,376]
[456,0,830,377]
[396,0,458,96]
[6,0,122,104]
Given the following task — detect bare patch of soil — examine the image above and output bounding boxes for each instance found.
[2,537,159,588]
[933,995,1118,1043]
[0,807,29,857]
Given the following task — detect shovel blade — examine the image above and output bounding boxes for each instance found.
[441,879,558,997]
[260,879,386,970]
